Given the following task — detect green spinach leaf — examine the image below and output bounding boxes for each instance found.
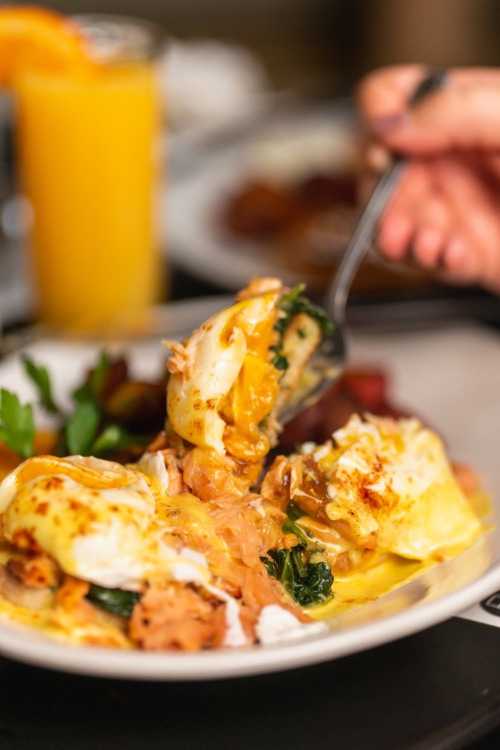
[271,285,333,372]
[262,546,333,607]
[275,284,334,339]
[87,585,140,618]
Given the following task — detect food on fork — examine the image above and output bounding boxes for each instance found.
[0,279,486,650]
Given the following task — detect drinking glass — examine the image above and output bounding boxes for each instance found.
[13,15,166,336]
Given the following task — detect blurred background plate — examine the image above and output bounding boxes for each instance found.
[166,99,360,291]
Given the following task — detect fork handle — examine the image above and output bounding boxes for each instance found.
[325,68,448,324]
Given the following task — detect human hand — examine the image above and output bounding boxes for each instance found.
[358,65,500,291]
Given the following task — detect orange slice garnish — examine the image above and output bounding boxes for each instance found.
[0,6,91,86]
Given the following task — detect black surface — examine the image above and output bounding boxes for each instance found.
[0,618,500,749]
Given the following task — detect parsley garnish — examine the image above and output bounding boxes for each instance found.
[0,389,35,459]
[72,351,110,406]
[92,424,147,456]
[22,355,60,415]
[65,400,100,455]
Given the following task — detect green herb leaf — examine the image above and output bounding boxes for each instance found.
[286,502,305,521]
[282,504,310,545]
[291,556,333,606]
[65,400,100,455]
[272,353,289,371]
[92,424,146,456]
[73,351,110,406]
[87,585,140,618]
[261,555,279,578]
[275,284,334,339]
[282,517,310,547]
[0,389,35,459]
[89,351,111,398]
[262,545,333,607]
[22,355,60,415]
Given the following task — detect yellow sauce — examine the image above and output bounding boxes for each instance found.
[311,553,433,620]
[311,490,491,621]
[0,475,490,646]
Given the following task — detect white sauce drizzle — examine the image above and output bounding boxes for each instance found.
[137,452,169,494]
[256,604,327,644]
[206,584,248,648]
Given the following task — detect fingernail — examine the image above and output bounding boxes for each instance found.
[371,111,409,136]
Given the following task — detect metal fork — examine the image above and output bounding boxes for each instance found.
[280,68,448,425]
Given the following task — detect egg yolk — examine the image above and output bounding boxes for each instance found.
[221,308,280,461]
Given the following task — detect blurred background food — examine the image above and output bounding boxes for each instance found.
[2,0,500,332]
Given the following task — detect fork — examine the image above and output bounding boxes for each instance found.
[280,68,448,425]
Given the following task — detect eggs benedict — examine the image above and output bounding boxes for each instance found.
[0,279,486,650]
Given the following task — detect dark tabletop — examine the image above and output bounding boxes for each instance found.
[0,618,500,750]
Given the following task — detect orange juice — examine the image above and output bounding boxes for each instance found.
[12,19,164,335]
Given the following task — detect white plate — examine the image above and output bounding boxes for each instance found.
[166,102,357,290]
[0,298,499,680]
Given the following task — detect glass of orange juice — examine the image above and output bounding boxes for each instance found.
[12,15,166,336]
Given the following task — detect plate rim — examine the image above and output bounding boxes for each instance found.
[0,547,498,681]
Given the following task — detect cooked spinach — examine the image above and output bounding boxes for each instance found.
[271,351,289,371]
[287,502,305,521]
[87,585,140,618]
[262,546,333,607]
[262,501,333,606]
[282,516,310,546]
[270,285,333,372]
[275,284,333,338]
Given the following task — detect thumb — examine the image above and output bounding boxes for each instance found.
[358,65,500,155]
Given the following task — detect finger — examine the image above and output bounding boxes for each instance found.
[358,66,500,123]
[357,65,424,124]
[435,157,500,289]
[412,187,451,268]
[441,236,479,284]
[413,226,446,269]
[377,162,429,259]
[482,152,500,181]
[378,211,414,260]
[358,66,500,155]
